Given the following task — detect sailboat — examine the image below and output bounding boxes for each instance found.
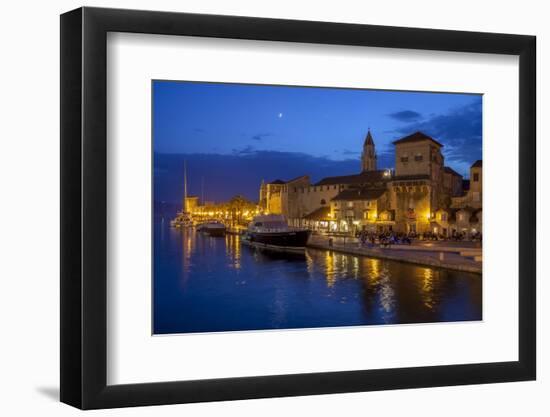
[170,160,194,228]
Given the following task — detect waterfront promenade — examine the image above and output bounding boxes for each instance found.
[307,236,482,274]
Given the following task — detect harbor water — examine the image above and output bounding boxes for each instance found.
[154,219,482,334]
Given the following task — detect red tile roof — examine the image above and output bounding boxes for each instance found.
[471,160,482,168]
[315,170,387,186]
[444,166,463,177]
[303,206,331,220]
[393,131,443,147]
[331,188,387,201]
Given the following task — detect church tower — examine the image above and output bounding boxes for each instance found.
[361,130,377,172]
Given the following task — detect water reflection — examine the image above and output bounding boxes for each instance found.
[224,234,241,270]
[154,221,482,334]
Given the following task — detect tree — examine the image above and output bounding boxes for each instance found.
[227,195,256,225]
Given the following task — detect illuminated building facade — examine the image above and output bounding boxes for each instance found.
[260,131,482,236]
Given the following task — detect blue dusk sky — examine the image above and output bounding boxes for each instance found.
[153,81,482,204]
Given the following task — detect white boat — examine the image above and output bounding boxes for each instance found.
[170,211,194,228]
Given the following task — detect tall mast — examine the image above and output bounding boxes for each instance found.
[183,160,188,212]
[201,176,205,205]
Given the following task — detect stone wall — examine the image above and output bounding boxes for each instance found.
[390,183,432,233]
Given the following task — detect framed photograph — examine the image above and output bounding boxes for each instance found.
[60,7,536,409]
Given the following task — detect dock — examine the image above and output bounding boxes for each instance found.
[307,236,482,274]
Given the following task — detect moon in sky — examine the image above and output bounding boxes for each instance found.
[278,112,283,118]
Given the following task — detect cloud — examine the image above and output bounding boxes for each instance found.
[251,133,272,141]
[388,110,422,122]
[231,145,255,155]
[340,149,360,156]
[391,99,482,175]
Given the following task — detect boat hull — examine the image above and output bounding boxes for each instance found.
[248,229,310,248]
[206,228,226,237]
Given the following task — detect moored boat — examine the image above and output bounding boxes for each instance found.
[198,221,226,237]
[171,211,194,228]
[171,160,194,229]
[243,214,310,253]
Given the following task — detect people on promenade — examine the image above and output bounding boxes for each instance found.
[330,228,481,248]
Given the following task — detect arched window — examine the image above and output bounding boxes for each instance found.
[320,199,326,205]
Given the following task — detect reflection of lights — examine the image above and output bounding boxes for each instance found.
[352,256,359,278]
[368,258,380,279]
[378,268,395,318]
[421,268,435,310]
[305,250,314,274]
[324,250,336,287]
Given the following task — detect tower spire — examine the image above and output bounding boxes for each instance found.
[361,130,377,172]
[364,129,374,146]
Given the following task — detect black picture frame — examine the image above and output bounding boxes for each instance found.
[60,6,536,410]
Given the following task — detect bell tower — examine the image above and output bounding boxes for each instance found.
[361,129,377,172]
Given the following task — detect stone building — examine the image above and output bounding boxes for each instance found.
[260,130,482,237]
[443,167,464,198]
[451,160,482,209]
[259,179,285,215]
[434,159,484,237]
[184,195,199,212]
[330,188,390,233]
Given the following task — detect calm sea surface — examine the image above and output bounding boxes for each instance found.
[153,219,482,334]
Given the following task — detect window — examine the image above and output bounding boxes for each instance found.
[473,173,479,182]
[320,199,326,205]
[401,156,409,163]
[347,201,354,208]
[441,213,447,221]
[333,185,337,190]
[415,154,423,161]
